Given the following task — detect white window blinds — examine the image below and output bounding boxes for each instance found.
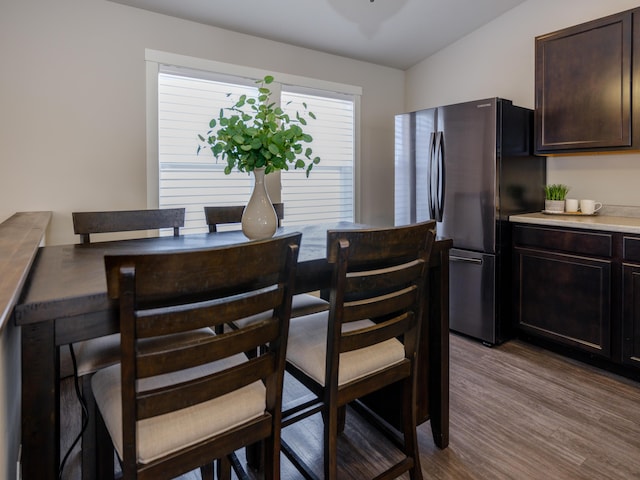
[281,89,355,225]
[157,67,356,234]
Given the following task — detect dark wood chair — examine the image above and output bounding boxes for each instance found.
[281,220,436,480]
[66,207,185,478]
[91,232,302,480]
[72,207,185,244]
[204,203,284,232]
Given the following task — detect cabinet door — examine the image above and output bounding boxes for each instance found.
[514,247,611,357]
[535,11,633,153]
[622,264,640,368]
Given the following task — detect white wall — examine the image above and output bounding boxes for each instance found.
[406,0,640,207]
[0,0,404,247]
[0,0,404,476]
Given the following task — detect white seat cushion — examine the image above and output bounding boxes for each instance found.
[60,334,121,379]
[61,328,216,379]
[286,311,406,387]
[92,352,266,465]
[233,293,329,328]
[290,293,330,318]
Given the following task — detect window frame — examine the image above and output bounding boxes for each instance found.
[145,49,362,223]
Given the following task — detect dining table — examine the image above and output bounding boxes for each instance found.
[14,222,452,480]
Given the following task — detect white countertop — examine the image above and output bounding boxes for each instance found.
[510,210,640,234]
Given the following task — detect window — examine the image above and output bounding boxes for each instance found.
[149,51,360,235]
[280,89,355,225]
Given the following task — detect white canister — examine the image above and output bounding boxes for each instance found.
[565,198,579,212]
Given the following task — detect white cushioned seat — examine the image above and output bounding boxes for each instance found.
[290,293,330,317]
[286,311,406,386]
[92,352,266,464]
[60,328,216,379]
[60,334,121,379]
[233,293,328,329]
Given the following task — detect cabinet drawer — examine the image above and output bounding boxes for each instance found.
[513,225,613,257]
[623,236,640,262]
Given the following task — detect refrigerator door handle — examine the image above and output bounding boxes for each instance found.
[428,131,436,219]
[434,131,445,222]
[450,255,483,265]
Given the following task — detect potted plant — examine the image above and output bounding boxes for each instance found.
[544,184,570,213]
[198,75,320,239]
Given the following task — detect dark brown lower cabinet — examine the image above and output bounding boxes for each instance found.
[517,248,611,357]
[622,239,640,368]
[513,223,640,378]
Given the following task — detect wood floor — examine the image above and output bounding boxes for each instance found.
[60,334,640,480]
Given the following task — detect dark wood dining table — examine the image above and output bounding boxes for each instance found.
[14,222,451,480]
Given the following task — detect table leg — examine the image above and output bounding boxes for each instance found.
[21,321,58,480]
[428,247,450,448]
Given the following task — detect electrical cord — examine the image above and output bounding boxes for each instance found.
[58,343,89,480]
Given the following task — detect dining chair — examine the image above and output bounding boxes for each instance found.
[72,207,185,243]
[281,220,436,480]
[91,232,301,480]
[204,203,329,324]
[64,208,185,478]
[203,203,284,232]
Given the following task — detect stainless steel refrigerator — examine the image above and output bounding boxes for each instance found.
[395,98,546,345]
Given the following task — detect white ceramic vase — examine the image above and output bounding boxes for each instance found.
[242,167,278,240]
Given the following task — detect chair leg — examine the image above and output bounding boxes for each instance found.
[216,455,232,480]
[324,405,339,480]
[81,375,97,480]
[263,430,280,480]
[402,378,423,480]
[337,405,346,434]
[95,409,115,480]
[245,441,263,471]
[199,462,214,480]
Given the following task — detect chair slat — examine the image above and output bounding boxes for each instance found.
[204,204,284,232]
[73,208,185,243]
[137,354,274,420]
[344,260,424,295]
[341,285,418,324]
[135,285,284,337]
[136,320,280,378]
[105,236,295,302]
[340,312,414,353]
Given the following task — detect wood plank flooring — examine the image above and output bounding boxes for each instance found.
[59,334,640,479]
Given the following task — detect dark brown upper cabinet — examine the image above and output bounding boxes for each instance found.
[535,10,638,154]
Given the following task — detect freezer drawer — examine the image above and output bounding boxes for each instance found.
[449,248,496,345]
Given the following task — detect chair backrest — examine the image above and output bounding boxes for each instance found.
[204,203,284,232]
[104,232,301,477]
[72,208,185,244]
[324,220,436,392]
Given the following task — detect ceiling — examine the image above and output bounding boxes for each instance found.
[111,0,526,70]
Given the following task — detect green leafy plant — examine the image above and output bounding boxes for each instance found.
[544,184,570,200]
[197,75,320,177]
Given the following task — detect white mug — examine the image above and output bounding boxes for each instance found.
[565,198,579,212]
[580,199,602,215]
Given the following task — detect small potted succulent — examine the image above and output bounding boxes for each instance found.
[544,184,570,213]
